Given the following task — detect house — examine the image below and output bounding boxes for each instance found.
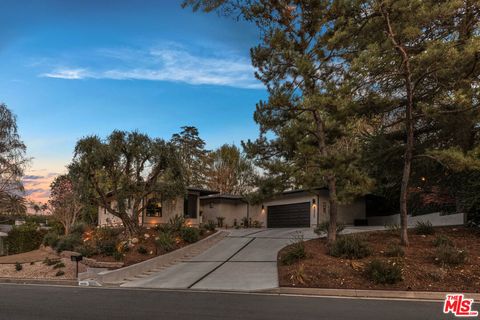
[97,187,218,227]
[98,187,367,228]
[200,188,367,228]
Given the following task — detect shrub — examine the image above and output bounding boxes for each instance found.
[112,251,123,261]
[93,227,122,242]
[55,233,82,253]
[433,235,453,247]
[280,234,307,266]
[252,220,263,228]
[43,257,60,266]
[204,220,216,232]
[6,223,45,254]
[365,259,403,284]
[435,244,467,267]
[137,246,148,255]
[55,270,65,277]
[167,215,185,233]
[70,222,87,235]
[75,244,98,257]
[384,244,405,258]
[155,232,175,253]
[97,239,117,256]
[216,216,225,227]
[241,217,249,228]
[314,221,345,236]
[328,235,371,259]
[414,221,435,235]
[43,231,60,248]
[385,223,401,235]
[180,227,200,244]
[15,262,22,271]
[154,223,171,234]
[53,262,65,269]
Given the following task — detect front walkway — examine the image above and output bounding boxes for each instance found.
[121,226,385,291]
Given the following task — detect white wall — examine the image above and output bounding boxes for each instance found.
[367,212,465,227]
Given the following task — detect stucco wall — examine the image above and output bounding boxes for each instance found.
[368,212,465,227]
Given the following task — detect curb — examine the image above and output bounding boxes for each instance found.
[0,278,78,286]
[264,287,480,301]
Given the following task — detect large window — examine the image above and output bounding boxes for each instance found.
[183,194,198,219]
[146,198,162,217]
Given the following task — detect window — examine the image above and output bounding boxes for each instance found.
[184,194,198,219]
[146,198,162,217]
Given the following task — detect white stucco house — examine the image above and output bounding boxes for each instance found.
[98,187,368,228]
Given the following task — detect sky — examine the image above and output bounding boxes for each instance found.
[0,0,267,203]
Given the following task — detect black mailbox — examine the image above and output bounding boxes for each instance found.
[71,254,83,262]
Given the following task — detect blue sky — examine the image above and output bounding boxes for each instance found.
[0,0,266,202]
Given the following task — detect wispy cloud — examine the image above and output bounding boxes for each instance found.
[23,171,60,203]
[40,46,262,89]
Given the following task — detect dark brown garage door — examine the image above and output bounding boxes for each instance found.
[267,202,310,228]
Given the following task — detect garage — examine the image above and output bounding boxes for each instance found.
[267,202,310,228]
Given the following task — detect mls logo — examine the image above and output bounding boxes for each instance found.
[444,294,478,317]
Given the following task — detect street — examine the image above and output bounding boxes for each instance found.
[0,284,458,320]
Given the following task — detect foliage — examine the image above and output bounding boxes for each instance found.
[15,262,22,271]
[55,270,65,277]
[42,231,60,248]
[216,216,225,227]
[252,220,263,228]
[167,215,186,233]
[433,235,454,248]
[6,223,45,254]
[384,244,405,258]
[155,232,175,253]
[365,259,403,285]
[414,221,435,235]
[314,221,345,236]
[281,235,307,266]
[137,246,148,255]
[53,262,65,269]
[55,232,82,253]
[328,235,371,260]
[434,244,467,267]
[43,257,59,266]
[97,239,117,256]
[204,220,216,232]
[72,130,185,235]
[385,223,401,235]
[75,244,98,258]
[180,227,200,244]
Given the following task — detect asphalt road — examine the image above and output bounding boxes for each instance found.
[0,284,462,320]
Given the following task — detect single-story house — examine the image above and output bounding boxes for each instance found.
[98,187,367,228]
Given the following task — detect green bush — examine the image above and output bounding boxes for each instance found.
[53,262,65,269]
[314,221,345,236]
[75,244,98,257]
[167,215,186,233]
[55,270,65,277]
[280,238,307,266]
[328,235,371,259]
[97,239,117,256]
[385,223,401,235]
[384,244,405,258]
[365,259,403,284]
[155,232,175,253]
[435,244,467,267]
[43,231,60,248]
[137,246,148,255]
[414,221,435,235]
[43,257,60,266]
[433,235,453,247]
[112,251,123,261]
[154,223,171,234]
[55,233,82,253]
[93,226,122,242]
[15,262,22,271]
[70,222,87,235]
[204,220,216,232]
[180,227,200,243]
[6,223,45,254]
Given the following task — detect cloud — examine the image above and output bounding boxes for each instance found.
[23,172,60,203]
[40,46,263,89]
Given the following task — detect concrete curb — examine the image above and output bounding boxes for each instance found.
[0,278,78,286]
[264,287,480,301]
[95,231,227,284]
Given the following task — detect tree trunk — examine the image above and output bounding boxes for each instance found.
[327,177,339,244]
[122,216,140,236]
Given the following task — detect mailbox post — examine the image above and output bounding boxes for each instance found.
[70,254,83,279]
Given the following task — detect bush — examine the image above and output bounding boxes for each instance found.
[385,223,401,235]
[55,270,65,277]
[241,217,249,228]
[6,223,45,254]
[43,231,60,248]
[414,221,435,235]
[365,259,403,284]
[15,262,22,271]
[97,239,117,256]
[137,246,148,255]
[180,227,200,243]
[433,235,453,247]
[252,220,263,228]
[43,257,60,266]
[53,262,65,269]
[204,220,216,232]
[328,235,371,259]
[384,244,405,258]
[155,232,175,253]
[314,221,345,236]
[435,244,467,267]
[75,244,98,257]
[216,216,225,227]
[112,251,123,261]
[55,233,82,253]
[70,222,87,235]
[281,234,307,266]
[167,215,185,233]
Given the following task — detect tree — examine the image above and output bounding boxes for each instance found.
[205,144,256,195]
[0,103,28,213]
[171,126,209,188]
[0,193,27,215]
[337,0,480,245]
[72,131,185,235]
[185,0,373,243]
[48,175,82,235]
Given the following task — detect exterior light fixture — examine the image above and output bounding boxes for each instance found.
[261,204,265,214]
[312,199,316,207]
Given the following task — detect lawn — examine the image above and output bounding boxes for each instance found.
[278,226,480,293]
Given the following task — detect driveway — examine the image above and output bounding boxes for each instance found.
[121,228,318,291]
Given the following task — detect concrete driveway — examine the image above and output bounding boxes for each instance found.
[121,228,318,291]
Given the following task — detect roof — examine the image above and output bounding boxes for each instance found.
[200,193,244,201]
[186,187,220,196]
